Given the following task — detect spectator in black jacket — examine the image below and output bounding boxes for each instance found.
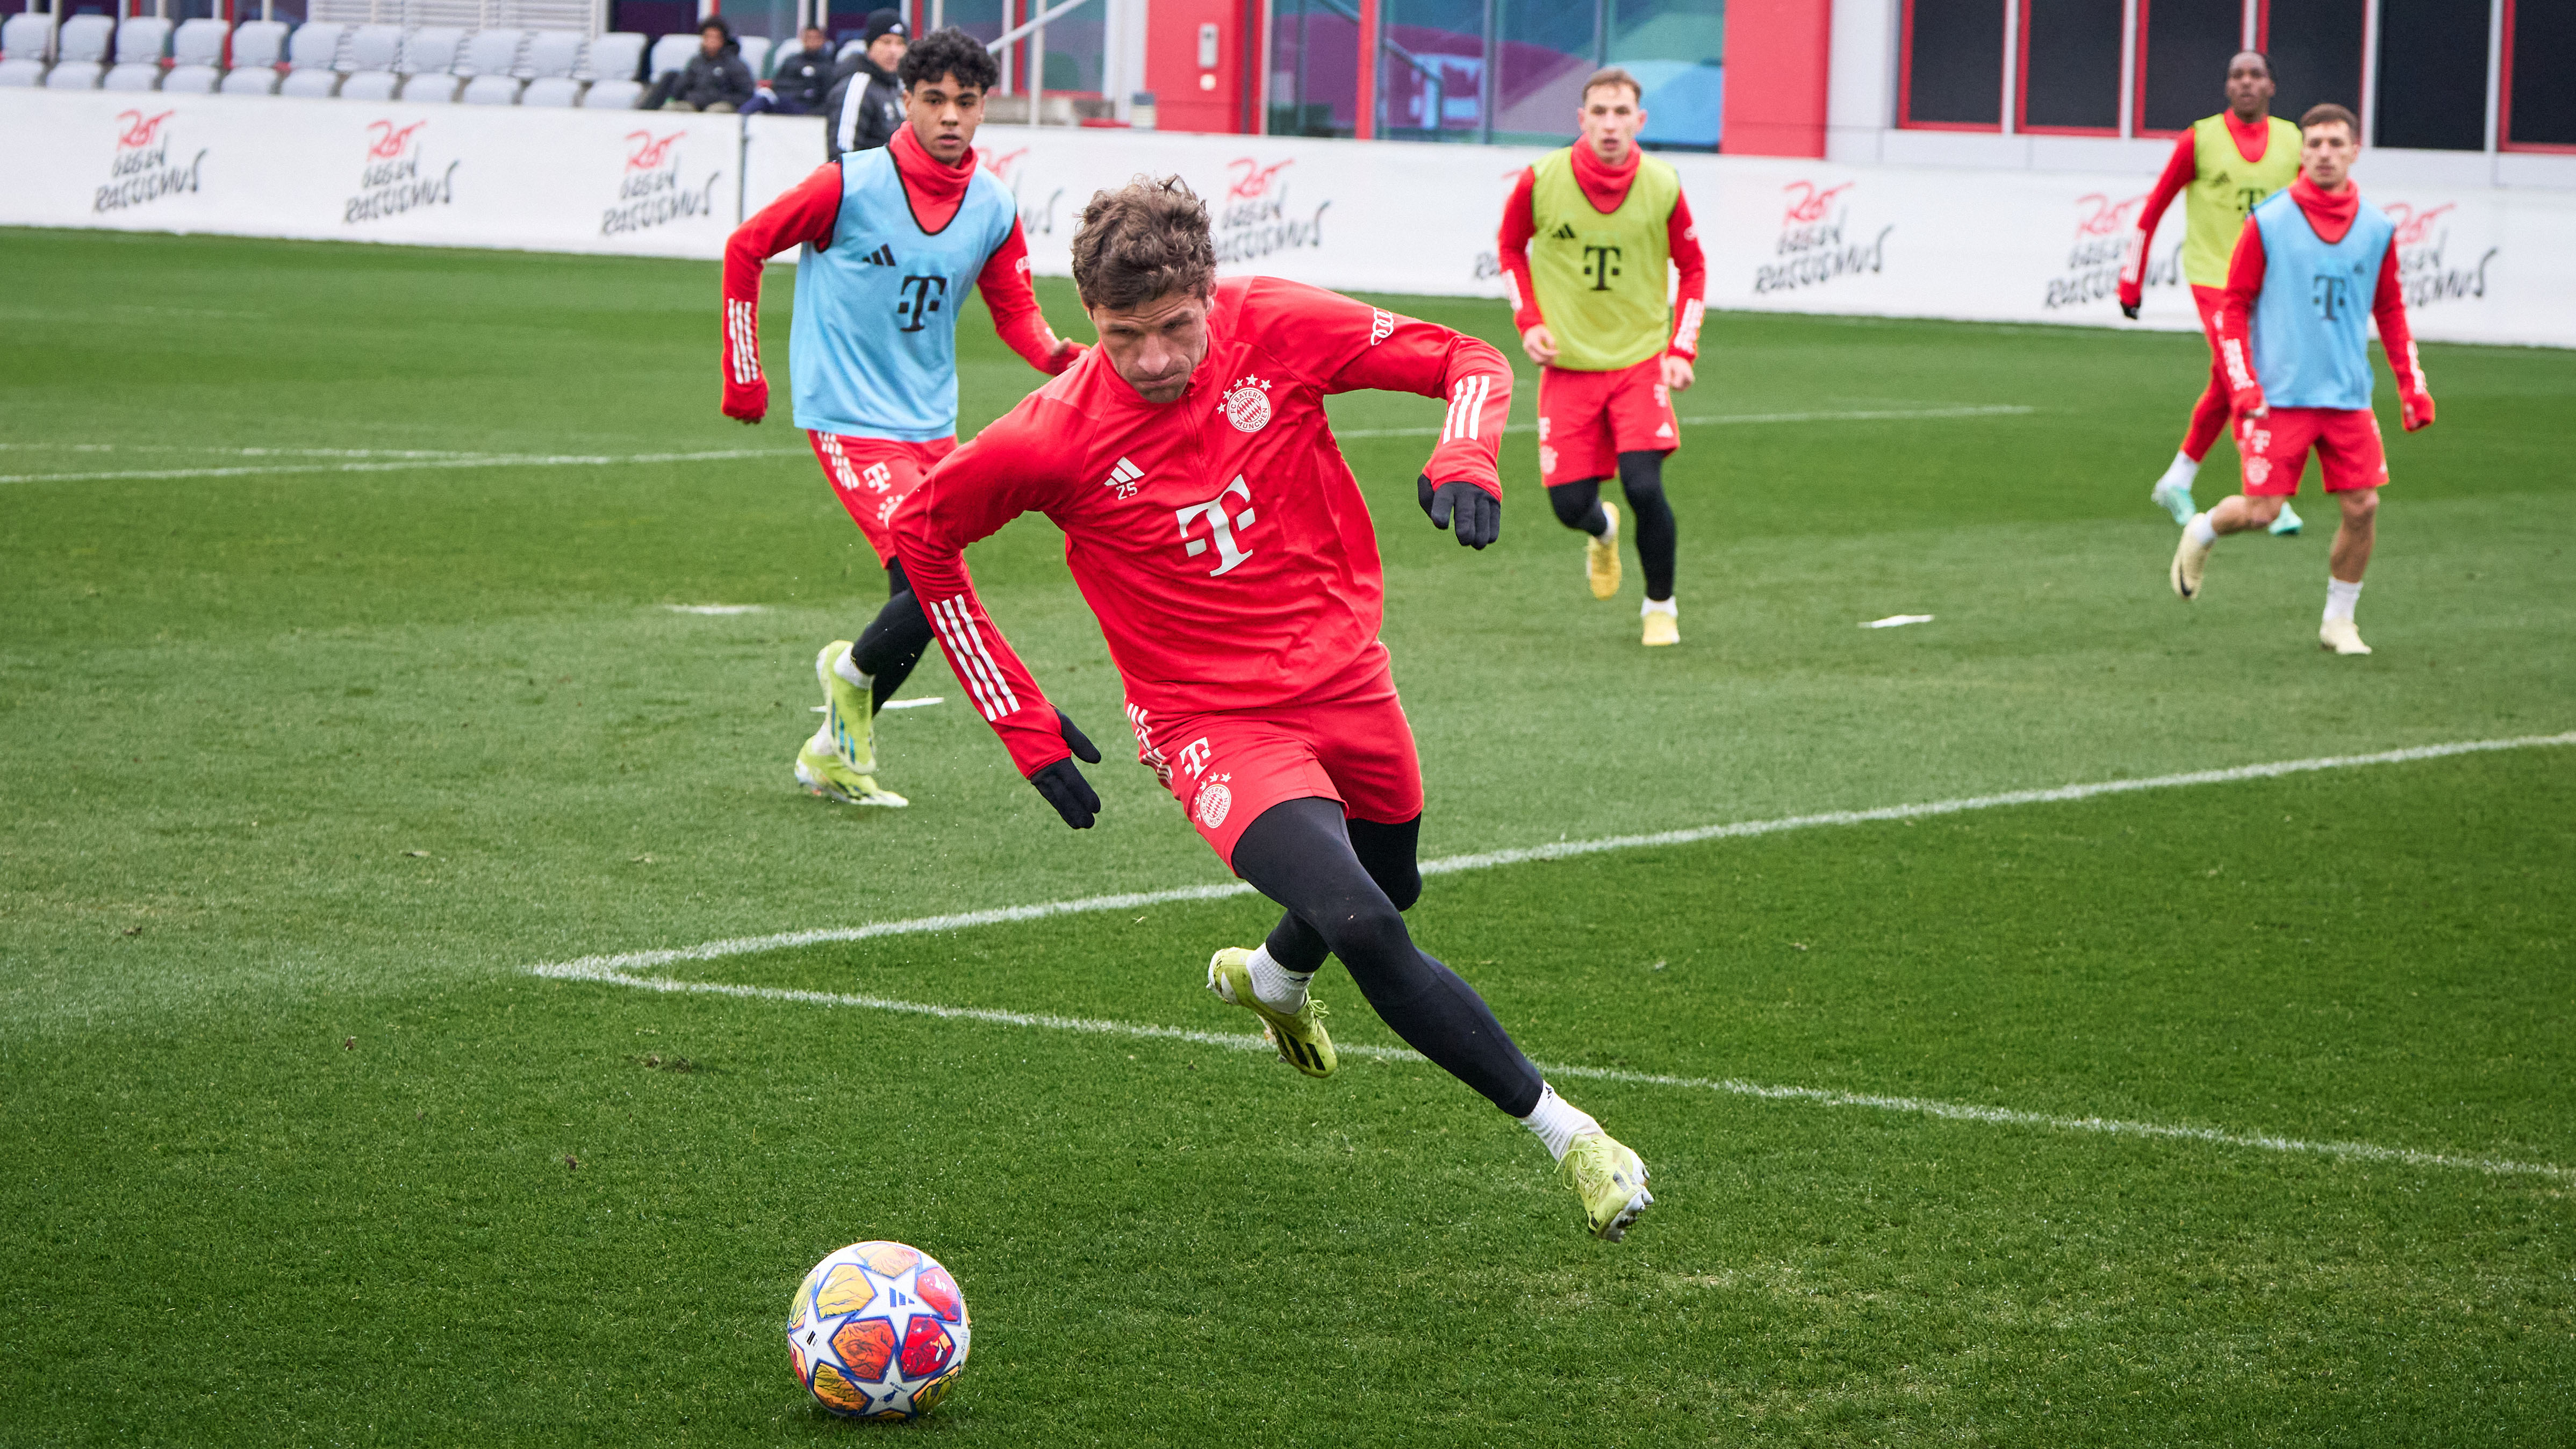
[822,9,908,160]
[643,18,755,112]
[743,25,834,114]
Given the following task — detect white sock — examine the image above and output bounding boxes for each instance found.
[1245,944,1311,1013]
[2185,514,2219,548]
[1640,596,1677,618]
[2324,576,2363,623]
[831,647,871,691]
[1517,1083,1601,1163]
[2159,451,2201,487]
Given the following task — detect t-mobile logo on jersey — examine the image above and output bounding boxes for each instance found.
[1174,477,1257,577]
[1582,245,1623,290]
[896,275,948,333]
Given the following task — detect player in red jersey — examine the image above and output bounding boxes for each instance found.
[892,179,1655,1241]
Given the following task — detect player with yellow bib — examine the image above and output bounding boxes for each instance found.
[1498,67,1707,647]
[2120,50,2305,536]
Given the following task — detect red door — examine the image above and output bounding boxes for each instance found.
[1145,0,1247,133]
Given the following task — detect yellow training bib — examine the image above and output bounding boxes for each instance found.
[1526,148,1681,372]
[2183,114,2301,289]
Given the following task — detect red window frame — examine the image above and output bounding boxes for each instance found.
[2499,0,2576,152]
[1898,0,2007,132]
[2015,0,2126,135]
[2129,0,2191,138]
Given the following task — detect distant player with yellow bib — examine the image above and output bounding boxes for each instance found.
[2121,50,2304,536]
[1498,66,1707,647]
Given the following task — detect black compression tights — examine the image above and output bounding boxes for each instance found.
[1230,797,1545,1117]
[1546,450,1677,601]
[850,559,935,714]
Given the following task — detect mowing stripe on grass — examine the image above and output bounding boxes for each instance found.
[0,448,807,485]
[1333,404,2037,440]
[525,730,2576,980]
[529,959,2576,1182]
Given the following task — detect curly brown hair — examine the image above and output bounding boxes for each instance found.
[1070,176,1217,311]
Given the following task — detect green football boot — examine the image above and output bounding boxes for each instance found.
[1206,948,1336,1078]
[2269,501,2304,536]
[1560,1131,1654,1241]
[794,728,907,808]
[814,641,876,773]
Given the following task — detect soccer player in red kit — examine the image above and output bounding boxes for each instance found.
[892,178,1655,1241]
[2168,105,2434,655]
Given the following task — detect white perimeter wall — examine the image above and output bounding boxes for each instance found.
[6,88,2571,347]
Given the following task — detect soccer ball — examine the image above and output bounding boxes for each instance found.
[786,1240,971,1419]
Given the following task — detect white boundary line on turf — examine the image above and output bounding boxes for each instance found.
[526,730,2576,979]
[0,448,808,486]
[1333,404,2037,440]
[528,961,2576,1183]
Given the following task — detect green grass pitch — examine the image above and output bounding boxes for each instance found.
[4,224,2573,1445]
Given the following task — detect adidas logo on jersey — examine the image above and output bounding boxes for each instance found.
[1550,223,1577,240]
[1101,455,1143,499]
[861,244,897,267]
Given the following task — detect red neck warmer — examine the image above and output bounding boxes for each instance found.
[1568,138,1640,214]
[2290,173,2360,244]
[2223,109,2272,163]
[889,123,977,233]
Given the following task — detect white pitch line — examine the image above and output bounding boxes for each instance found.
[0,448,807,485]
[523,729,2575,977]
[528,960,2576,1183]
[1333,404,2036,441]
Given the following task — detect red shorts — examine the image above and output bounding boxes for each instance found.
[1537,355,1677,488]
[2236,407,2387,496]
[808,431,955,566]
[1124,651,1424,869]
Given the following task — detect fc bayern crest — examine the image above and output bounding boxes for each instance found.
[1223,377,1273,434]
[1193,776,1234,828]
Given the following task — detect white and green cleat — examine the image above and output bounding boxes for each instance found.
[2269,501,2305,536]
[1206,947,1336,1078]
[814,641,877,773]
[2149,475,2197,527]
[794,728,907,808]
[1561,1131,1654,1241]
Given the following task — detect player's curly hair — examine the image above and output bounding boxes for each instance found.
[1071,176,1217,311]
[898,25,999,94]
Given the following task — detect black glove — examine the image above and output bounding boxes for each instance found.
[1027,707,1104,829]
[2121,301,2141,321]
[1418,475,1499,549]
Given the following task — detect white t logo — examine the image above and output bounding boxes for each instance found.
[1174,476,1256,577]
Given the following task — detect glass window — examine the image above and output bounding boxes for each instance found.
[2137,0,2240,132]
[1905,0,2005,126]
[1375,0,1486,140]
[2508,0,2576,145]
[2022,0,2123,129]
[1269,0,1359,137]
[1610,0,1723,149]
[1491,0,1598,145]
[2264,0,2365,125]
[1031,0,1106,95]
[2374,0,2486,150]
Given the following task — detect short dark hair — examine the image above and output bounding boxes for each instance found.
[1071,176,1217,311]
[2228,48,2273,80]
[1581,65,1641,105]
[2300,102,2359,138]
[898,26,997,94]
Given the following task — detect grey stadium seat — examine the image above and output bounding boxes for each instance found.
[459,73,523,104]
[397,25,461,75]
[275,66,337,96]
[521,28,579,78]
[3,11,55,60]
[56,13,114,63]
[338,69,399,101]
[113,15,171,64]
[404,73,459,102]
[229,19,289,70]
[284,22,348,72]
[644,31,693,81]
[456,27,523,75]
[162,63,221,94]
[170,17,227,68]
[101,62,160,90]
[579,77,642,108]
[0,60,43,87]
[344,24,400,73]
[220,63,283,95]
[44,59,103,88]
[580,30,643,81]
[736,33,769,78]
[519,75,582,106]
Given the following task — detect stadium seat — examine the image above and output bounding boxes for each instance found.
[162,63,220,93]
[101,62,160,90]
[580,30,643,81]
[403,71,458,102]
[344,23,400,73]
[338,69,399,101]
[2,11,56,61]
[456,27,523,76]
[836,37,863,64]
[220,63,282,95]
[274,66,336,96]
[736,33,769,78]
[0,59,42,87]
[645,31,693,82]
[458,73,521,104]
[113,15,171,66]
[579,77,642,108]
[397,25,462,75]
[56,13,114,64]
[284,21,348,73]
[43,60,103,88]
[520,28,579,78]
[170,17,226,68]
[230,19,289,70]
[518,75,581,106]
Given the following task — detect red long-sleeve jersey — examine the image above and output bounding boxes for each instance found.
[2119,131,2205,309]
[891,276,1514,778]
[720,160,1065,423]
[1496,165,1709,359]
[2210,182,2431,426]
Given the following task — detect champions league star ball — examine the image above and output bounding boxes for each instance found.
[786,1241,971,1420]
